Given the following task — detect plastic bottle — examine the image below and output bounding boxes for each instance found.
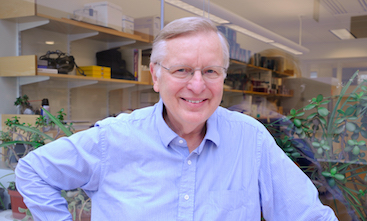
[41,98,50,127]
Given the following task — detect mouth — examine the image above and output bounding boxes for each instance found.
[181,98,206,104]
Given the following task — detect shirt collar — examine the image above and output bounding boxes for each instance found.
[155,98,221,149]
[203,110,220,147]
[155,99,178,148]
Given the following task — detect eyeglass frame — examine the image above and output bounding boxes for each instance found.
[155,63,227,81]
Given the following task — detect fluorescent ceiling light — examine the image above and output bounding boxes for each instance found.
[165,0,230,24]
[270,42,303,55]
[225,24,274,43]
[166,0,309,55]
[330,29,355,40]
[45,41,54,45]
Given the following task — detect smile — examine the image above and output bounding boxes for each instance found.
[182,98,205,104]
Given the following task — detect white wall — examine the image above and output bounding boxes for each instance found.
[0,18,18,206]
[302,38,367,61]
[0,19,18,129]
[299,38,367,80]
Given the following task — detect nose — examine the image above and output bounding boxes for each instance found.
[186,70,206,94]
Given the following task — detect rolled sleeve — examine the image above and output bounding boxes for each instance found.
[15,126,103,221]
[258,133,338,220]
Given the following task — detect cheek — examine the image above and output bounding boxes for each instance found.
[210,82,224,96]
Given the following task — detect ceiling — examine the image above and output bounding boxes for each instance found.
[102,0,367,51]
[209,0,367,46]
[78,0,367,64]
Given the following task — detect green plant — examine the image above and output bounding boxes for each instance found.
[14,95,32,114]
[62,188,91,221]
[0,108,89,220]
[14,95,30,107]
[265,70,367,220]
[18,206,34,221]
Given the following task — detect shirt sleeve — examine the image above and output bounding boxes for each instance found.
[258,131,338,221]
[15,126,104,221]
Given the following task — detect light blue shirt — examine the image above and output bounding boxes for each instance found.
[15,99,337,221]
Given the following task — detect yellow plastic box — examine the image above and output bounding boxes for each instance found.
[79,66,111,79]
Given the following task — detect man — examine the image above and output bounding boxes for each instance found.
[15,16,337,220]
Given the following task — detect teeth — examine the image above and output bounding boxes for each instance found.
[187,99,204,104]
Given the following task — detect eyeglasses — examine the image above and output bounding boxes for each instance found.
[156,63,226,81]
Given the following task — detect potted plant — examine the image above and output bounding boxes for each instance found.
[0,181,6,212]
[62,188,91,221]
[265,70,367,220]
[0,108,90,220]
[14,95,33,115]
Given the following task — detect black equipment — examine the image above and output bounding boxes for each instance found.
[39,50,85,75]
[96,48,135,80]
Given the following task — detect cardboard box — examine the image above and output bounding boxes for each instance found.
[80,66,111,79]
[84,1,123,31]
[122,15,134,34]
[134,16,160,41]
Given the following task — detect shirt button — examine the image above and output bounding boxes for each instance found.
[187,160,192,165]
[184,194,189,200]
[179,140,183,144]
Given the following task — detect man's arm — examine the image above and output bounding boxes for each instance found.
[15,127,103,221]
[258,132,338,220]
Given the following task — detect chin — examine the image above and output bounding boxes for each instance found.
[183,112,210,125]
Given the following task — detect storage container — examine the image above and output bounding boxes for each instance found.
[80,66,111,79]
[84,1,123,31]
[134,16,160,41]
[122,15,134,34]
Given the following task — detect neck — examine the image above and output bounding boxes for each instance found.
[163,107,206,152]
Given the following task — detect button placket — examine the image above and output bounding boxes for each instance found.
[177,155,197,221]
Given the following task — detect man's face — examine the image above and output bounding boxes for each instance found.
[151,31,225,133]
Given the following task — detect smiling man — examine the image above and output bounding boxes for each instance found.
[15,17,337,220]
[150,23,226,152]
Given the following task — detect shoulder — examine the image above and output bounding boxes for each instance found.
[95,105,156,128]
[215,106,266,131]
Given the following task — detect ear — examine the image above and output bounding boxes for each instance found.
[150,62,159,92]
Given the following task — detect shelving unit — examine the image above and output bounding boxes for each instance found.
[230,59,294,77]
[10,13,151,51]
[225,59,294,97]
[0,1,154,123]
[224,88,293,97]
[222,59,294,117]
[1,0,294,122]
[0,54,153,123]
[0,55,152,87]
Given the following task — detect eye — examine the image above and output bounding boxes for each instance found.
[205,69,216,74]
[176,68,187,73]
[171,66,192,76]
[203,67,221,78]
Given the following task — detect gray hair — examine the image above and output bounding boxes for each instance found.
[150,16,229,77]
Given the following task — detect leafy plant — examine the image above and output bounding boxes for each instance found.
[62,188,91,221]
[14,95,33,114]
[18,206,34,221]
[0,108,73,170]
[265,70,367,220]
[0,108,89,220]
[14,95,30,107]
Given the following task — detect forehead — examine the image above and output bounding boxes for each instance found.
[164,31,224,66]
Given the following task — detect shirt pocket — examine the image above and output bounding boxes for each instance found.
[204,190,247,220]
[208,190,247,211]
